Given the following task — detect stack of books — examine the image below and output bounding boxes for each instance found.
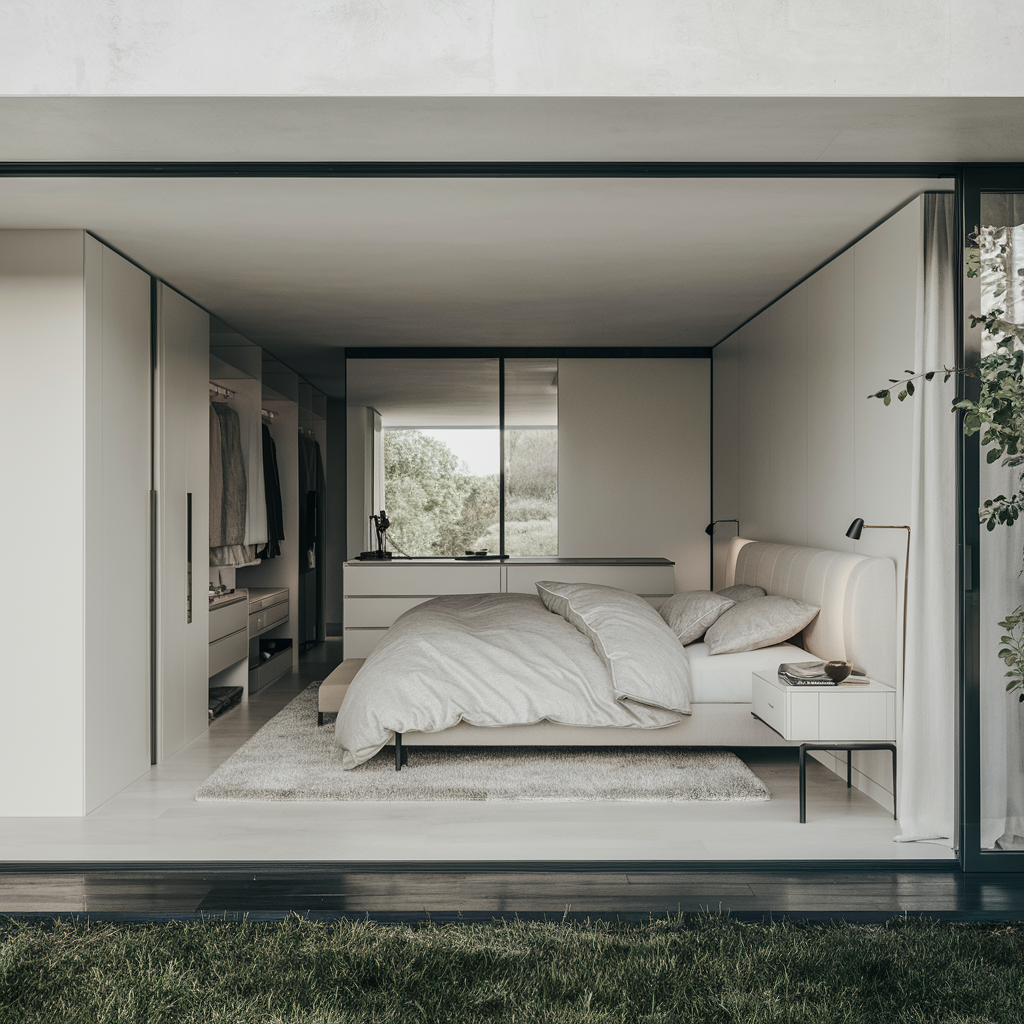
[777,661,868,686]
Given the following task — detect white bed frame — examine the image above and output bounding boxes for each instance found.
[386,538,897,753]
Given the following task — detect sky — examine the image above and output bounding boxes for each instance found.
[415,428,500,477]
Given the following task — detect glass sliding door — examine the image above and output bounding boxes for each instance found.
[502,359,558,556]
[963,170,1024,869]
[972,192,1024,854]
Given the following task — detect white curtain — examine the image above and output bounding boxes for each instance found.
[979,197,1024,850]
[896,193,958,843]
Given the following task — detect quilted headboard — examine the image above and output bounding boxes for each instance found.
[724,537,897,687]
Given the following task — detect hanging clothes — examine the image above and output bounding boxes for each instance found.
[256,423,284,560]
[238,396,268,549]
[209,403,223,551]
[210,401,250,565]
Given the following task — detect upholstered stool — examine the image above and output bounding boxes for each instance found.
[317,658,364,725]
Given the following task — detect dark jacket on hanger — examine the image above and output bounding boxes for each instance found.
[256,423,284,560]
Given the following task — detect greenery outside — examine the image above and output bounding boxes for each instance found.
[383,428,557,557]
[3,916,1024,1023]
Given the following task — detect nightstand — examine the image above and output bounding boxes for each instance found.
[751,670,897,823]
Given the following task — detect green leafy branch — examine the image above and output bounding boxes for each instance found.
[997,608,1024,699]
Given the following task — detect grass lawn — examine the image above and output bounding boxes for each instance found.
[2,914,1023,1023]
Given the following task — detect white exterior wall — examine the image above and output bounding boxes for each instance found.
[1,1,1022,96]
[0,230,151,816]
[558,359,711,594]
[712,196,924,811]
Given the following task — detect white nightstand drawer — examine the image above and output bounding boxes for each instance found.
[751,672,786,735]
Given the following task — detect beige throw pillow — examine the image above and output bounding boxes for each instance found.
[703,595,820,655]
[659,590,735,645]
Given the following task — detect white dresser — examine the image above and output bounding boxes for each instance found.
[342,558,675,659]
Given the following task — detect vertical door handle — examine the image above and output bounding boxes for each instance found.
[186,491,192,623]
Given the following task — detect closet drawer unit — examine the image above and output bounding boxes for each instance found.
[249,590,288,613]
[505,564,674,597]
[344,565,501,596]
[209,598,248,643]
[344,597,432,627]
[344,628,388,659]
[249,598,289,636]
[209,627,248,677]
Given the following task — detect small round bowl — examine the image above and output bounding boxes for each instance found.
[824,660,853,683]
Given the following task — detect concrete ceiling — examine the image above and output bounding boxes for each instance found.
[0,173,946,395]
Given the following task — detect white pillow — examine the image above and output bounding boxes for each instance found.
[703,595,820,655]
[659,590,735,644]
[536,581,692,714]
[716,584,765,603]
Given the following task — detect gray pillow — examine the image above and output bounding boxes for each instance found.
[659,590,735,645]
[703,595,820,655]
[716,584,765,603]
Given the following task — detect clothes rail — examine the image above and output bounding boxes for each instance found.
[261,409,276,420]
[209,382,235,399]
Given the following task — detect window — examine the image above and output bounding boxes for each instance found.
[347,357,558,557]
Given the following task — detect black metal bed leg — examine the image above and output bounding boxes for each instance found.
[847,749,852,788]
[318,712,324,726]
[395,732,402,771]
[799,745,807,824]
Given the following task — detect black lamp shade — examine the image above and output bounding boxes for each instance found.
[846,518,865,540]
[706,519,739,536]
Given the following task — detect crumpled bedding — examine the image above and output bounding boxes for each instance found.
[334,592,692,769]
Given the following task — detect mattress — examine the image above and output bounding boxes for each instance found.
[685,642,816,703]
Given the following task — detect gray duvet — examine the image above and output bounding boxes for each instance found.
[334,592,692,769]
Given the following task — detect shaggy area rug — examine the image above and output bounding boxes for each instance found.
[195,683,772,803]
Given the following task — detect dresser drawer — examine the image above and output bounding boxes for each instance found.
[505,564,674,596]
[344,565,501,596]
[344,628,387,659]
[210,599,247,643]
[209,627,247,677]
[344,596,432,627]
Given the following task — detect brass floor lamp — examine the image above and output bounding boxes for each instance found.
[845,518,911,683]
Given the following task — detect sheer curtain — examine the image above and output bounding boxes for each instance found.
[897,193,958,843]
[979,196,1024,850]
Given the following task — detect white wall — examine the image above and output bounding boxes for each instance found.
[0,230,151,815]
[154,283,210,762]
[712,196,924,809]
[558,359,710,593]
[2,1,1022,96]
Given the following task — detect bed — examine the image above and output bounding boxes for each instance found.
[333,538,897,769]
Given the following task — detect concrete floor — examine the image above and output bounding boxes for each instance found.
[0,641,955,864]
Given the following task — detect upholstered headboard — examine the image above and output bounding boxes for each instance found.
[724,537,897,687]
